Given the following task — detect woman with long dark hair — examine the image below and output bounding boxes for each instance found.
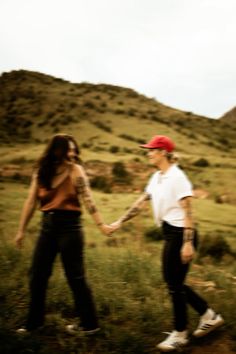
[14,134,112,334]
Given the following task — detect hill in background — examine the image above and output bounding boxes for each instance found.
[0,70,235,203]
[221,106,236,124]
[0,69,235,148]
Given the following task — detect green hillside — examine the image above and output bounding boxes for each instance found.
[0,69,236,203]
[0,70,236,353]
[0,69,235,149]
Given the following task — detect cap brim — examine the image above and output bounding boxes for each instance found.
[139,144,154,148]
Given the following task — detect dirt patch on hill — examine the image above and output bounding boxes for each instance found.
[188,333,235,354]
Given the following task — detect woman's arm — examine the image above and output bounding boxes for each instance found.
[14,174,38,248]
[179,196,195,263]
[111,192,151,230]
[74,165,113,235]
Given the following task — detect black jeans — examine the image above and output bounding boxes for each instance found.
[26,210,98,330]
[162,221,208,331]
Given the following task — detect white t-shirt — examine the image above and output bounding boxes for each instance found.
[145,164,193,227]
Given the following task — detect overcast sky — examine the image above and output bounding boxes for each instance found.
[0,0,236,118]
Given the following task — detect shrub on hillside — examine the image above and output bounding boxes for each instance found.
[193,158,210,167]
[198,233,235,261]
[123,147,133,154]
[90,176,111,193]
[127,109,136,117]
[144,226,163,242]
[94,121,112,132]
[69,102,77,109]
[109,145,120,153]
[93,95,101,100]
[47,111,55,119]
[119,134,136,142]
[114,109,125,115]
[84,101,96,109]
[218,137,229,146]
[112,161,132,184]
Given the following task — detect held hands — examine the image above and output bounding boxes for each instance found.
[99,220,122,236]
[99,224,116,236]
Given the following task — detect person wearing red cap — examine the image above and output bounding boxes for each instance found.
[110,135,224,352]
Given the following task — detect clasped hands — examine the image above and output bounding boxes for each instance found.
[99,220,121,236]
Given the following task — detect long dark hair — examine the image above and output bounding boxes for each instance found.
[36,134,80,189]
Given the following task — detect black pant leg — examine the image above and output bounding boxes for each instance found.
[184,285,208,315]
[27,228,58,330]
[162,236,189,331]
[162,222,209,331]
[59,226,98,330]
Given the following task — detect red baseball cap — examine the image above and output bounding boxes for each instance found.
[140,135,175,152]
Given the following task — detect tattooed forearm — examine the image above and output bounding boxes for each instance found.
[180,197,194,235]
[76,176,98,215]
[180,197,193,218]
[88,205,98,214]
[183,228,194,242]
[119,193,150,224]
[120,207,140,223]
[76,177,86,195]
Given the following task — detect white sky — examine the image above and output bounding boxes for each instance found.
[0,0,236,118]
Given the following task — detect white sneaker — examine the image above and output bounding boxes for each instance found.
[16,328,28,334]
[66,324,100,335]
[193,313,224,338]
[66,324,78,334]
[157,330,188,352]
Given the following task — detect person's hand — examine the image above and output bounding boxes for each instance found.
[99,224,116,236]
[14,231,24,249]
[180,242,195,264]
[109,220,122,231]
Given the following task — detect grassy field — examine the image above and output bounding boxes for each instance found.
[0,180,236,354]
[0,70,236,352]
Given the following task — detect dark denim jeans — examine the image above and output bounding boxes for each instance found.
[26,210,98,330]
[162,221,208,331]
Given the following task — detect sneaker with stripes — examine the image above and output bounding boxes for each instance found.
[193,310,224,338]
[156,330,188,352]
[66,323,100,335]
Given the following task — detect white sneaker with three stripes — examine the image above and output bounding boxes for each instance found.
[193,309,224,338]
[157,330,188,352]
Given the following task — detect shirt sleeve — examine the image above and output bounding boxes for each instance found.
[174,173,193,201]
[145,181,152,196]
[145,173,158,197]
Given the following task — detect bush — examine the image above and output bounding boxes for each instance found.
[110,146,120,153]
[90,176,111,193]
[112,161,132,183]
[94,121,112,132]
[193,158,210,167]
[198,233,234,261]
[114,109,125,115]
[144,226,163,242]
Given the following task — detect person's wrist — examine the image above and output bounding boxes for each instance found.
[117,219,123,226]
[183,229,194,242]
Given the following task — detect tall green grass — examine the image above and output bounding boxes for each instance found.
[0,181,236,353]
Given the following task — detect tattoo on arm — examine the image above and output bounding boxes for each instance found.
[183,228,194,242]
[120,207,140,223]
[120,193,150,223]
[181,198,193,218]
[76,176,98,215]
